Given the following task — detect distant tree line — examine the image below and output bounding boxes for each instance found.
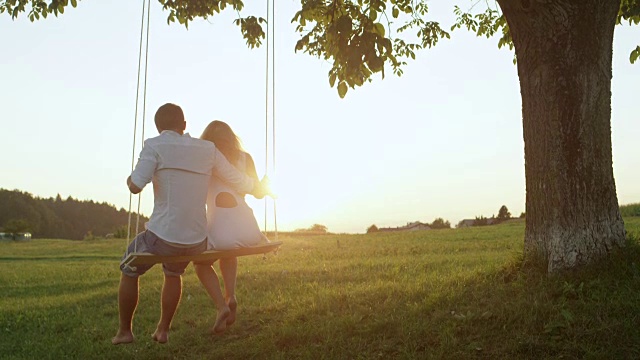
[620,203,640,217]
[367,217,452,233]
[366,202,638,234]
[294,224,329,235]
[459,205,516,228]
[0,189,148,240]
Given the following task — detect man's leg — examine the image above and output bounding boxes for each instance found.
[194,263,230,334]
[152,274,182,343]
[219,257,238,326]
[112,274,139,345]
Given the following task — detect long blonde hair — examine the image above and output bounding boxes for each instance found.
[201,120,244,165]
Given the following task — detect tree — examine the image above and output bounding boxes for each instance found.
[474,216,489,227]
[430,218,451,229]
[0,188,148,239]
[497,205,511,221]
[295,224,329,234]
[310,224,328,233]
[113,225,129,239]
[366,224,379,233]
[4,1,639,272]
[3,218,30,240]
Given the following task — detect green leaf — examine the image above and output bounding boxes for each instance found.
[392,7,399,18]
[374,23,385,37]
[630,46,640,64]
[329,73,337,87]
[71,0,77,8]
[337,81,348,98]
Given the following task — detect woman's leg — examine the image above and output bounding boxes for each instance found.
[194,263,230,334]
[219,257,238,325]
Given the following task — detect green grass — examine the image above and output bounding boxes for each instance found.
[1,217,640,359]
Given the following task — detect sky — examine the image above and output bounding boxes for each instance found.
[1,1,638,234]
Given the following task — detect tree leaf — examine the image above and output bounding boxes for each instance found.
[374,23,385,37]
[630,46,640,64]
[329,73,337,87]
[337,81,348,98]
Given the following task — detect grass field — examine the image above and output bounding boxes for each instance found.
[1,218,640,359]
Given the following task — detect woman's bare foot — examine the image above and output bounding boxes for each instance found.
[151,329,169,344]
[212,306,230,335]
[112,330,134,345]
[226,298,237,326]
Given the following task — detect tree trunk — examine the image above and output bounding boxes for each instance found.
[496,0,626,272]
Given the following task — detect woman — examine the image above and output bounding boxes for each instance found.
[194,120,269,334]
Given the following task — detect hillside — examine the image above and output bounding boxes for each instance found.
[0,189,147,240]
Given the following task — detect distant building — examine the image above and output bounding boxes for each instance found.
[457,219,476,228]
[0,232,32,241]
[457,218,499,228]
[379,221,431,232]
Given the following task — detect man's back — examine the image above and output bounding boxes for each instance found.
[145,131,214,245]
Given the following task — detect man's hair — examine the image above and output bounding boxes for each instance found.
[155,103,184,131]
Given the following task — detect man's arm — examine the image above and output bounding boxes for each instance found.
[128,143,157,194]
[127,176,143,194]
[211,147,259,195]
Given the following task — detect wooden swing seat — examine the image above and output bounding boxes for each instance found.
[120,241,282,268]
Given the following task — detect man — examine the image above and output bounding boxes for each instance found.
[112,103,266,345]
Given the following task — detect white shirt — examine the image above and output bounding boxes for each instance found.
[130,130,255,245]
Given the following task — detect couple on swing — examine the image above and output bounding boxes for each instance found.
[113,103,271,345]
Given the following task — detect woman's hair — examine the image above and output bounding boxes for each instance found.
[201,120,244,164]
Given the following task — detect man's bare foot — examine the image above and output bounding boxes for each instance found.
[151,329,169,344]
[112,330,134,345]
[226,298,237,326]
[212,306,230,335]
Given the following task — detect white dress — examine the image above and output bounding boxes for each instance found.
[206,152,268,250]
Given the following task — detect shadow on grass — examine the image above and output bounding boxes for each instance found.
[0,255,120,262]
[394,238,640,359]
[219,238,640,359]
[2,279,116,302]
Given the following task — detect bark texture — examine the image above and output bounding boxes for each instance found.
[496,0,626,272]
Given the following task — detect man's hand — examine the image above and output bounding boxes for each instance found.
[252,175,275,199]
[127,176,143,194]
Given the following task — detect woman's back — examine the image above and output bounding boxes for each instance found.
[206,152,267,249]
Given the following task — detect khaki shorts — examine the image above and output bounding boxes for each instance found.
[120,230,207,277]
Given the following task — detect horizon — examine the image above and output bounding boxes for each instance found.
[1,1,638,234]
[2,186,638,235]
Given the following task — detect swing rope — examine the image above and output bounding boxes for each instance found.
[134,0,152,249]
[264,0,278,241]
[263,0,270,235]
[271,0,278,241]
[126,0,151,252]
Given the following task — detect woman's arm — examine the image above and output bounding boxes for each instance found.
[245,153,260,182]
[244,153,267,199]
